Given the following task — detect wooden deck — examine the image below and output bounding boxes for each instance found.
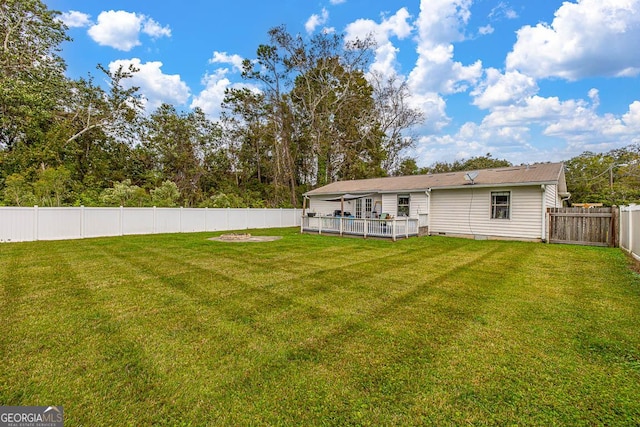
[301,216,419,241]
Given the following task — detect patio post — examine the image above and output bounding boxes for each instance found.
[392,218,396,241]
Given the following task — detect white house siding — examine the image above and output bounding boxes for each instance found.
[410,193,428,217]
[429,186,545,240]
[308,198,342,216]
[376,192,428,218]
[545,184,560,208]
[381,193,398,217]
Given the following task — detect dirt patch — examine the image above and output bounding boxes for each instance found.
[208,233,282,243]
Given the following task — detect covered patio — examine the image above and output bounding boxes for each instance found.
[301,193,419,240]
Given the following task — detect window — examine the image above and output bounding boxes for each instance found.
[397,194,410,217]
[491,191,510,219]
[365,198,372,218]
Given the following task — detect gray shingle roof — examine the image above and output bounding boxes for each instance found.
[304,162,567,196]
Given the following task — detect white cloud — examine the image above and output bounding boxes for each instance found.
[506,0,640,80]
[209,52,244,72]
[414,0,472,45]
[408,0,482,96]
[488,2,518,21]
[413,122,537,166]
[471,69,538,109]
[59,10,91,28]
[478,24,494,35]
[88,10,170,51]
[108,58,190,112]
[402,0,482,132]
[623,101,640,131]
[88,11,142,51]
[409,91,450,131]
[190,70,259,119]
[305,8,329,34]
[330,0,346,4]
[190,70,231,118]
[142,18,171,39]
[345,8,413,79]
[411,88,640,166]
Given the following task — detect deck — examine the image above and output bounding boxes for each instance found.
[301,216,420,240]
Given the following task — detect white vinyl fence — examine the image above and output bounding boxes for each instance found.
[0,206,301,243]
[620,205,640,260]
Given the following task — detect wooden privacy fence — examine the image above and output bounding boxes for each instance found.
[547,207,619,247]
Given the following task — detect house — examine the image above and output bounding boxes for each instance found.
[302,162,570,241]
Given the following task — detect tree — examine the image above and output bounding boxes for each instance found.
[2,173,35,206]
[100,179,148,207]
[143,104,222,206]
[291,56,385,184]
[240,26,299,206]
[0,0,69,151]
[33,165,71,206]
[394,158,420,176]
[151,180,180,207]
[421,154,512,174]
[369,72,424,174]
[62,64,143,147]
[564,146,640,206]
[221,88,271,188]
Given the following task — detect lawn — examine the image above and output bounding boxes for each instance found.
[1,228,639,426]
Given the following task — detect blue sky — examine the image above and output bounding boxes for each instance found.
[45,0,640,167]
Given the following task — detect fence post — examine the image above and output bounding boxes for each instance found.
[119,206,124,236]
[629,207,634,254]
[153,206,157,234]
[547,208,551,243]
[80,205,85,239]
[611,206,619,247]
[33,205,39,241]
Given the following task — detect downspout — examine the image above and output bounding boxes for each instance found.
[541,184,547,242]
[426,188,431,235]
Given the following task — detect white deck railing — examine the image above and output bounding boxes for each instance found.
[301,216,419,240]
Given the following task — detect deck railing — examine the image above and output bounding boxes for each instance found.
[301,216,419,240]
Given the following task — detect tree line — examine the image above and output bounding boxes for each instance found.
[0,1,423,208]
[1,1,638,208]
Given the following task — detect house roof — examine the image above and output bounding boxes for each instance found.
[304,162,568,196]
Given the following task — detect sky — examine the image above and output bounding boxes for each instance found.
[45,0,640,167]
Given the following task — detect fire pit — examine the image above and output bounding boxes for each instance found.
[208,233,282,242]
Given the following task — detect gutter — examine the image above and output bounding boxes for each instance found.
[304,181,560,196]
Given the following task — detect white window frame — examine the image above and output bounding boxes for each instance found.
[397,194,410,217]
[491,191,510,220]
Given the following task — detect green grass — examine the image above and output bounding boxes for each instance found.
[1,228,639,426]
